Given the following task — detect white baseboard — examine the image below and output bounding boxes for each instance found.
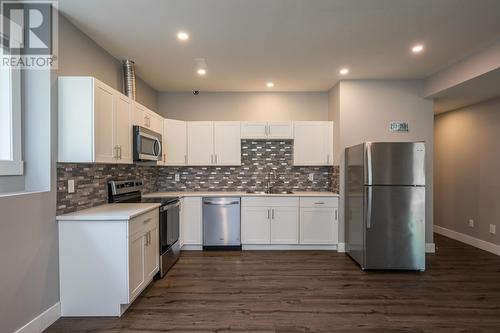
[242,244,337,251]
[425,243,435,253]
[337,242,346,253]
[434,225,500,256]
[14,302,60,333]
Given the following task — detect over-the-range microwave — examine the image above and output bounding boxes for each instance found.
[133,125,162,162]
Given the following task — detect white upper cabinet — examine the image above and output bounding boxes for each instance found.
[214,122,241,165]
[132,103,163,135]
[293,121,334,166]
[187,122,215,165]
[187,121,241,166]
[58,77,133,164]
[163,119,187,165]
[241,121,293,139]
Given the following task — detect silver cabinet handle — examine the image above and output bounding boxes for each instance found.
[114,146,119,159]
[184,154,187,165]
[326,154,330,165]
[272,208,275,219]
[314,202,325,205]
[119,145,122,160]
[211,154,214,164]
[143,217,152,224]
[145,232,149,246]
[335,209,338,220]
[215,154,218,164]
[148,231,151,246]
[267,209,270,220]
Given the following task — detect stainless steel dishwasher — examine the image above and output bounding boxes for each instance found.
[202,197,241,249]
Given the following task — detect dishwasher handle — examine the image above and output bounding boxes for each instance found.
[203,200,240,206]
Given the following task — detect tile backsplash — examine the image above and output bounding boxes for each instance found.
[57,140,339,215]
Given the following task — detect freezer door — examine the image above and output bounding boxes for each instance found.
[364,185,425,270]
[364,142,425,186]
[345,143,365,266]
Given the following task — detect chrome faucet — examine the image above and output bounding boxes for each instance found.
[266,169,277,194]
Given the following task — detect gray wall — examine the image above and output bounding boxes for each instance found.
[329,80,434,245]
[158,91,328,121]
[434,97,500,245]
[58,15,159,110]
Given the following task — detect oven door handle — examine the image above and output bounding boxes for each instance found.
[161,201,180,212]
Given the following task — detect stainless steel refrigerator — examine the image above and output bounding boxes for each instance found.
[345,142,426,271]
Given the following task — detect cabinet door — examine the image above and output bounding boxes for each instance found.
[132,103,147,128]
[147,111,164,135]
[145,226,159,280]
[241,121,268,139]
[93,83,115,163]
[241,206,271,244]
[163,119,187,165]
[326,122,334,165]
[268,121,293,139]
[129,231,145,300]
[293,122,329,166]
[182,197,202,245]
[300,208,336,244]
[187,122,214,165]
[114,94,132,163]
[214,121,241,165]
[270,207,299,244]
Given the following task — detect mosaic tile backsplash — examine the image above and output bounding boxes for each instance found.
[57,140,339,215]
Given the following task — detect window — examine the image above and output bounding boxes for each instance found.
[0,62,23,175]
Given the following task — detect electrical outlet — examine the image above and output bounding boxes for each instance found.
[308,173,314,181]
[68,179,75,193]
[468,219,474,228]
[490,224,496,235]
[174,173,180,182]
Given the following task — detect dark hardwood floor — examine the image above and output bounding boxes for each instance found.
[46,234,500,332]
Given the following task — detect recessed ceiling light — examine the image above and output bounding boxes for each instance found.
[177,31,189,41]
[197,68,207,75]
[266,82,274,88]
[339,68,349,75]
[412,44,424,53]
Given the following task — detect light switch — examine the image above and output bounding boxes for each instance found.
[68,179,75,193]
[175,173,180,182]
[308,173,314,181]
[490,224,496,235]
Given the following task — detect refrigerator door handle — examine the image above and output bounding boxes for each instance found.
[365,142,373,185]
[366,186,373,229]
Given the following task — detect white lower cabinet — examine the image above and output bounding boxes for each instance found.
[299,197,339,245]
[58,208,159,316]
[241,197,299,245]
[181,197,203,246]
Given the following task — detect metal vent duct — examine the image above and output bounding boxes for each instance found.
[122,60,136,100]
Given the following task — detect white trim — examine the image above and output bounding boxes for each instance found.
[425,243,435,253]
[242,244,338,251]
[14,302,61,333]
[434,225,500,256]
[0,159,23,175]
[337,242,346,253]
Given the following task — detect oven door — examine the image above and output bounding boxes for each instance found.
[159,201,180,255]
[134,126,162,161]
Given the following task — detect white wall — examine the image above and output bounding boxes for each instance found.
[158,92,328,121]
[331,80,434,244]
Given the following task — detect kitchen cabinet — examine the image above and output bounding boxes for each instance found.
[299,197,338,245]
[58,77,133,164]
[241,121,293,139]
[58,207,159,316]
[293,121,333,166]
[133,103,163,135]
[182,197,202,245]
[187,121,241,166]
[241,197,299,245]
[163,119,187,165]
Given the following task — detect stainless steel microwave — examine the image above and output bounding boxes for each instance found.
[133,126,162,162]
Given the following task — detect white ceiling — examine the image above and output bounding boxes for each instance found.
[58,0,500,92]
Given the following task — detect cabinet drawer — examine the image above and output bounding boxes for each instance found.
[129,209,159,237]
[300,197,338,208]
[242,197,299,208]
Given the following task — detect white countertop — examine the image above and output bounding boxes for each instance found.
[56,203,161,221]
[142,191,339,198]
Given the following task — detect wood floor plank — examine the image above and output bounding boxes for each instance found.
[45,234,500,333]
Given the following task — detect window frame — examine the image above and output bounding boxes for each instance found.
[0,48,23,176]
